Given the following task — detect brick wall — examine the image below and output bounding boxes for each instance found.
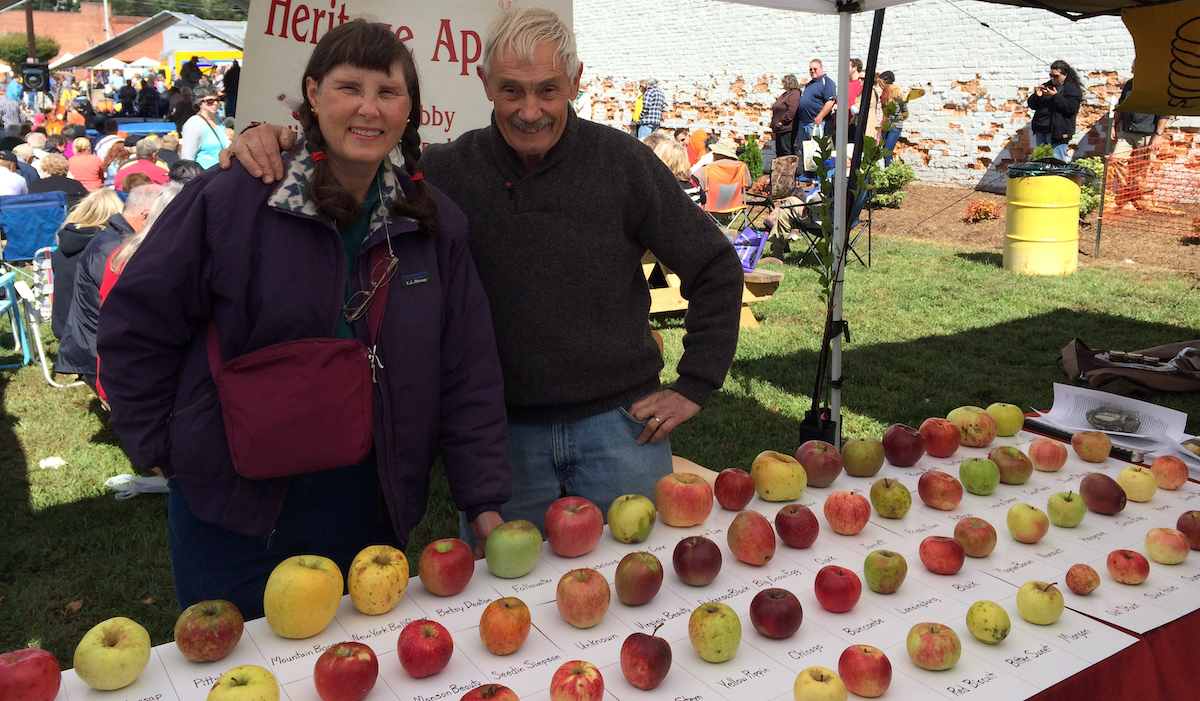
[0,4,162,65]
[575,0,1200,189]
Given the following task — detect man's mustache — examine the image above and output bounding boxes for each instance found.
[510,114,554,133]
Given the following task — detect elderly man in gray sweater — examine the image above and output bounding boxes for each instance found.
[227,7,743,540]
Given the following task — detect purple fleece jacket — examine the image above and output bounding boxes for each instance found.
[97,144,510,542]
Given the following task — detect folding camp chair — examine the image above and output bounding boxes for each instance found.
[700,160,752,231]
[0,191,68,279]
[0,272,32,370]
[795,186,873,271]
[13,279,83,387]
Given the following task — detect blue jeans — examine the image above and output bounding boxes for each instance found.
[459,404,673,548]
[882,127,902,166]
[1033,131,1069,161]
[168,454,399,618]
[637,124,659,139]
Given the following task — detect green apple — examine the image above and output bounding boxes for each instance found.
[1016,581,1064,625]
[73,616,152,690]
[964,600,1010,645]
[607,494,657,544]
[869,478,911,519]
[688,602,741,663]
[1116,465,1157,503]
[841,438,885,478]
[751,451,807,501]
[1006,503,1050,544]
[958,458,1000,496]
[207,665,280,701]
[1047,491,1086,528]
[485,520,544,579]
[986,403,1024,437]
[863,550,907,594]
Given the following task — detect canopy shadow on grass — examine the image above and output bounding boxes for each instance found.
[725,308,1200,438]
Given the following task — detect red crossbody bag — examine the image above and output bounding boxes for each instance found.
[206,243,395,480]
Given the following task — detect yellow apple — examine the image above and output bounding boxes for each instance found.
[348,544,410,615]
[750,450,807,502]
[73,616,152,690]
[263,555,344,639]
[207,665,280,701]
[1116,465,1157,503]
[986,403,1024,437]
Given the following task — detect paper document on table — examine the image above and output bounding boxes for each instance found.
[1042,383,1188,456]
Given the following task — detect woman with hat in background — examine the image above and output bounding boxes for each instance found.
[179,83,230,169]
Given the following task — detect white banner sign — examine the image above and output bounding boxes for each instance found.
[237,0,573,145]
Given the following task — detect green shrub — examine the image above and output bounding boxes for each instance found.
[869,161,915,208]
[1029,143,1056,161]
[0,33,59,67]
[1075,156,1104,217]
[739,133,763,181]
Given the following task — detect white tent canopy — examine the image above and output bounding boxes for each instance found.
[127,57,162,69]
[92,57,128,71]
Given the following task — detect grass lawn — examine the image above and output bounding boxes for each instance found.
[2,236,1198,667]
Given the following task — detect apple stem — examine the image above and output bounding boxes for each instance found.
[652,623,665,637]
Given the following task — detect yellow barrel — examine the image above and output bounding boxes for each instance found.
[1003,172,1081,276]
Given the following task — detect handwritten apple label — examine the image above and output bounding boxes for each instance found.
[333,594,427,651]
[244,616,352,685]
[672,640,794,699]
[376,648,490,701]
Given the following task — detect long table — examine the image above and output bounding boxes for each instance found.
[53,431,1199,700]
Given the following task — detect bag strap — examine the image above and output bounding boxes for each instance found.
[205,240,394,379]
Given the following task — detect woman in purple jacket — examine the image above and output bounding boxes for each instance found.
[97,22,510,619]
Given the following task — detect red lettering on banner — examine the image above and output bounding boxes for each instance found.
[266,0,292,38]
[396,25,413,42]
[336,0,349,25]
[290,4,309,42]
[311,8,327,43]
[432,19,456,62]
[459,30,480,76]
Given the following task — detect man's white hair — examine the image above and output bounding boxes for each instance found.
[26,132,46,149]
[124,184,164,216]
[479,6,580,82]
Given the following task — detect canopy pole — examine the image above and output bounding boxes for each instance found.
[830,10,851,450]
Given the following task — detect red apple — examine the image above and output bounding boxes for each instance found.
[614,551,664,606]
[838,645,891,698]
[418,538,475,597]
[797,440,844,488]
[727,510,776,565]
[550,660,604,701]
[989,446,1034,485]
[919,536,965,575]
[1065,564,1100,596]
[919,418,961,458]
[917,471,964,511]
[882,423,925,467]
[672,536,722,586]
[714,468,755,511]
[314,642,378,701]
[1071,431,1111,463]
[173,599,244,663]
[479,597,531,656]
[953,517,997,558]
[947,406,998,448]
[0,648,60,701]
[653,473,714,527]
[557,568,611,629]
[1178,511,1200,550]
[398,619,453,678]
[1106,550,1150,585]
[544,496,604,558]
[460,684,519,700]
[907,622,962,671]
[749,588,803,639]
[776,503,820,548]
[1028,437,1068,472]
[823,491,871,536]
[814,565,862,613]
[620,626,671,690]
[1150,455,1189,490]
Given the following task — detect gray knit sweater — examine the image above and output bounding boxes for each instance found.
[423,109,743,424]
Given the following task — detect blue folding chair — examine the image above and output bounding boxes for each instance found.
[1,191,68,269]
[0,272,32,369]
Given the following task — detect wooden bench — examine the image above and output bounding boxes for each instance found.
[642,252,784,328]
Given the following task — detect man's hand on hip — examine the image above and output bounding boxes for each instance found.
[630,390,701,445]
[219,123,294,184]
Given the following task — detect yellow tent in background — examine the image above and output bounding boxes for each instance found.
[1117,1,1200,114]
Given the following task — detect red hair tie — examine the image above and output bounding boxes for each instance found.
[411,173,424,181]
[310,150,326,162]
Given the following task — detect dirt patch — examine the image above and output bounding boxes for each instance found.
[870,184,1200,274]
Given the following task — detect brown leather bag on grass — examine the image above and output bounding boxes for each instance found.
[1062,339,1200,394]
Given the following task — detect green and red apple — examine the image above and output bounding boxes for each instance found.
[959,457,1000,496]
[947,406,997,448]
[727,510,776,565]
[863,550,907,594]
[688,602,741,663]
[1145,527,1190,565]
[751,450,807,501]
[654,473,714,527]
[842,438,885,477]
[1007,503,1050,544]
[607,494,657,544]
[906,623,961,671]
[869,478,911,519]
[485,520,544,579]
[1047,491,1086,528]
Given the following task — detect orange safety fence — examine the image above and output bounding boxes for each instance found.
[1101,143,1200,238]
